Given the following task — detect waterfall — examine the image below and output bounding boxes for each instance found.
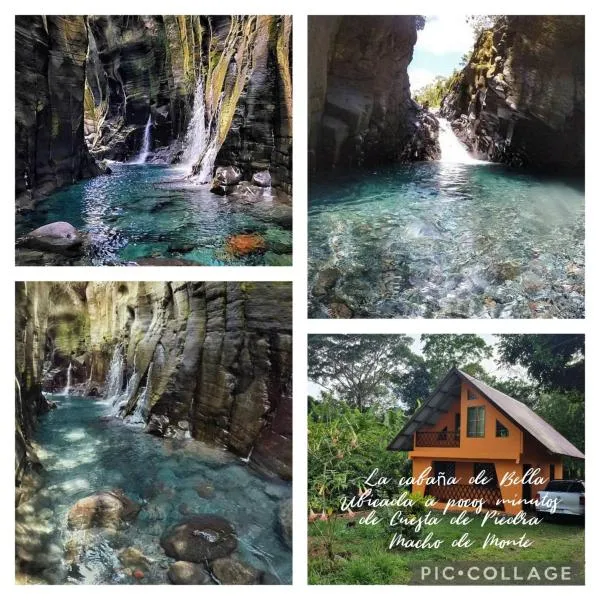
[181,76,223,183]
[105,344,124,401]
[130,362,153,423]
[438,118,482,164]
[133,116,152,164]
[62,363,73,396]
[181,77,208,167]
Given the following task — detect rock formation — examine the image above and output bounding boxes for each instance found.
[15,17,100,210]
[308,15,439,172]
[15,282,293,486]
[15,15,293,207]
[441,16,584,170]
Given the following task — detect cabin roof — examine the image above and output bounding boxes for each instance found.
[387,368,585,460]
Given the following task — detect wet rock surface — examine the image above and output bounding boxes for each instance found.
[211,556,262,584]
[15,16,99,208]
[308,16,439,172]
[441,16,584,171]
[67,491,141,530]
[168,561,214,585]
[160,516,237,562]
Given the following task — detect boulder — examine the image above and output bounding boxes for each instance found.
[67,490,141,530]
[160,516,237,562]
[251,170,272,187]
[145,414,170,436]
[277,498,292,548]
[167,561,214,585]
[21,222,84,256]
[211,557,261,584]
[214,165,242,186]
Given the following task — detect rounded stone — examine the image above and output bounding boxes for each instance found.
[160,516,237,562]
[167,561,213,585]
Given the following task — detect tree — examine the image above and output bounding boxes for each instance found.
[466,15,500,38]
[421,334,493,384]
[308,335,418,410]
[497,335,584,393]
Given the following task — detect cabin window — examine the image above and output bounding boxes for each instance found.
[473,462,498,487]
[496,420,509,438]
[467,406,485,437]
[467,389,478,401]
[433,461,456,480]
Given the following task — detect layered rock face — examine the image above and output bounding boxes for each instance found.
[85,15,293,190]
[15,282,292,480]
[16,15,293,203]
[15,16,99,210]
[85,15,201,160]
[308,15,439,173]
[441,16,585,170]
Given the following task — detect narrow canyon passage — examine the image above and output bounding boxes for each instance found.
[15,16,293,266]
[16,282,292,585]
[307,15,584,319]
[16,393,291,584]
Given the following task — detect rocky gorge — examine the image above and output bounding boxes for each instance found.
[441,16,584,171]
[15,281,292,584]
[15,16,293,266]
[307,15,585,319]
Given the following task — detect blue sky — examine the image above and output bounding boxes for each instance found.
[408,15,475,92]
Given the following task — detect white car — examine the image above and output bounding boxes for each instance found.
[536,480,585,518]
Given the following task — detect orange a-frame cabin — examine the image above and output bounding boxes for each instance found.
[388,368,584,514]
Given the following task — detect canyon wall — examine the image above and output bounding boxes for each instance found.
[308,15,439,173]
[441,16,585,170]
[15,282,293,481]
[16,15,293,203]
[85,15,293,190]
[15,16,100,210]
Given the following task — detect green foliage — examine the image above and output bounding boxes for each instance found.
[308,335,419,410]
[414,75,450,108]
[380,493,431,547]
[308,395,410,513]
[421,334,492,384]
[497,335,584,392]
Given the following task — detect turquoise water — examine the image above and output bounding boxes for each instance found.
[308,163,585,318]
[16,163,292,266]
[16,395,292,584]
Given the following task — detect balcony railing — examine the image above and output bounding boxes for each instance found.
[415,430,460,447]
[425,483,504,510]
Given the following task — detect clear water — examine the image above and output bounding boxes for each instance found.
[308,163,584,318]
[16,163,292,266]
[16,395,292,585]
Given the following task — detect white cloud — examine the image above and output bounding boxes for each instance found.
[407,67,437,92]
[417,15,474,55]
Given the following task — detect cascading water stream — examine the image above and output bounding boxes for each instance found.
[180,74,223,183]
[438,118,483,164]
[130,361,153,424]
[132,116,152,164]
[62,363,73,396]
[181,77,208,168]
[105,343,124,402]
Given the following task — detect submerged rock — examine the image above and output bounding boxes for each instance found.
[67,490,141,530]
[211,557,261,585]
[313,267,340,297]
[118,547,152,569]
[160,516,237,562]
[277,499,293,549]
[225,233,267,257]
[168,561,214,585]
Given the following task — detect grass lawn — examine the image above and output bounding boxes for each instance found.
[308,511,584,584]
